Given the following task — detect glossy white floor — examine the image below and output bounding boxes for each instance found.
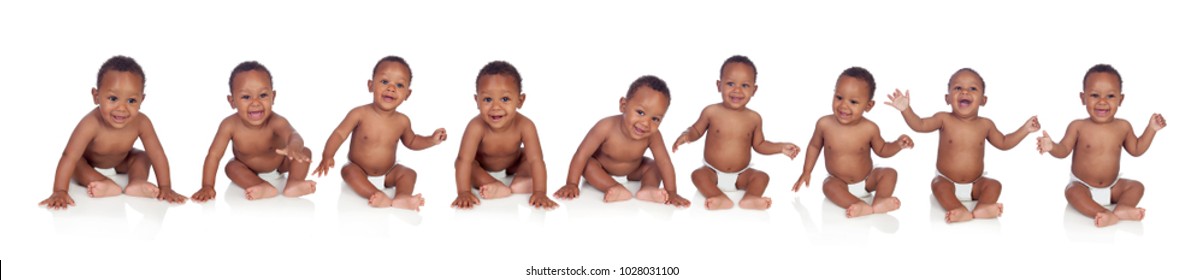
[2,1,1199,279]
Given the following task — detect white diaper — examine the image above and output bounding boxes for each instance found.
[847,179,871,198]
[94,167,118,178]
[705,161,750,192]
[936,170,981,201]
[581,175,629,189]
[258,171,284,182]
[488,170,507,181]
[367,174,386,188]
[1069,172,1121,206]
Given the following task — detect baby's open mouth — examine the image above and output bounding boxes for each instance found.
[729,95,745,103]
[633,125,647,135]
[383,95,396,102]
[249,110,265,120]
[111,114,129,123]
[958,99,971,107]
[1094,108,1110,117]
[489,114,504,121]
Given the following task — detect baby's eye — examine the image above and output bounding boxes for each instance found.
[970,87,979,91]
[652,117,661,122]
[1106,94,1116,99]
[1090,93,1100,98]
[851,100,859,104]
[726,82,735,87]
[501,97,511,102]
[636,110,645,116]
[483,97,493,102]
[107,96,118,102]
[953,86,963,91]
[380,80,389,85]
[741,83,750,88]
[126,98,138,104]
[259,93,269,98]
[835,95,843,101]
[395,83,405,88]
[241,95,251,100]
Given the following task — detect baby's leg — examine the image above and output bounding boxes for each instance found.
[628,157,667,203]
[118,149,160,198]
[970,177,1003,219]
[280,147,316,198]
[1065,182,1117,227]
[73,157,121,198]
[226,158,277,200]
[342,162,389,207]
[1111,179,1145,221]
[691,166,732,210]
[822,176,872,218]
[508,151,534,194]
[866,168,900,214]
[471,161,511,199]
[385,164,423,211]
[735,169,771,210]
[583,157,631,202]
[932,176,971,223]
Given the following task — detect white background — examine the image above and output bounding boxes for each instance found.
[2,0,1199,279]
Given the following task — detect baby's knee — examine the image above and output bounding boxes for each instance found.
[876,167,898,178]
[749,170,770,182]
[300,147,313,157]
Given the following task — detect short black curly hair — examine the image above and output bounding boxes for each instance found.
[96,55,146,89]
[839,67,876,99]
[476,60,522,93]
[720,55,757,81]
[1083,64,1122,91]
[626,75,670,105]
[228,61,273,92]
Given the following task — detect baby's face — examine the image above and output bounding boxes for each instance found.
[475,74,524,129]
[91,70,145,129]
[228,70,275,126]
[619,86,669,140]
[716,62,757,110]
[1080,72,1124,123]
[369,62,412,111]
[945,70,986,118]
[832,76,873,125]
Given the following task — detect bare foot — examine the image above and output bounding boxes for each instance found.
[123,181,160,198]
[1113,206,1145,221]
[603,185,633,202]
[945,208,973,223]
[971,203,1003,219]
[871,197,901,214]
[510,177,533,194]
[368,192,391,208]
[1095,211,1120,227]
[635,188,668,203]
[479,182,513,199]
[704,196,734,210]
[244,183,279,200]
[282,180,317,197]
[86,180,122,198]
[739,196,772,210]
[392,193,425,211]
[846,202,873,218]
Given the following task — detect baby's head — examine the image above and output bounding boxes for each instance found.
[620,75,671,140]
[716,55,758,110]
[227,61,275,126]
[368,56,413,111]
[91,55,147,129]
[475,60,525,129]
[945,68,986,118]
[832,67,876,124]
[1080,64,1124,123]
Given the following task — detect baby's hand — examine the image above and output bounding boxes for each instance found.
[896,134,914,149]
[782,143,800,159]
[529,192,558,210]
[1037,130,1053,154]
[432,128,448,144]
[553,184,579,199]
[793,173,811,192]
[158,188,187,204]
[672,133,690,152]
[1024,116,1041,133]
[451,191,480,209]
[666,193,691,208]
[276,148,311,163]
[39,191,75,210]
[191,187,216,203]
[312,157,335,177]
[884,89,910,111]
[1149,113,1166,131]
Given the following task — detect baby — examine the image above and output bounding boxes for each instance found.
[191,61,317,202]
[886,68,1040,223]
[794,67,912,218]
[451,61,557,210]
[41,55,186,209]
[553,75,690,207]
[1037,64,1164,227]
[673,55,800,210]
[312,56,446,211]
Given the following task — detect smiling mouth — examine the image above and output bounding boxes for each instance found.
[729,96,745,103]
[633,126,647,135]
[249,110,265,120]
[837,111,851,119]
[383,95,396,102]
[958,99,971,107]
[112,114,129,123]
[489,114,504,122]
[1094,108,1110,117]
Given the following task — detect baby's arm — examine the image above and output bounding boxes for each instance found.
[138,117,185,203]
[553,120,608,199]
[793,119,826,191]
[1123,113,1166,156]
[1039,121,1078,158]
[272,117,309,162]
[451,121,485,209]
[649,132,689,207]
[41,119,97,209]
[193,120,234,202]
[750,113,800,159]
[400,114,447,151]
[520,120,557,210]
[673,106,711,152]
[870,123,914,158]
[313,109,360,176]
[886,89,942,132]
[987,116,1040,150]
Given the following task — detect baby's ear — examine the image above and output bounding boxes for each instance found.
[865,100,875,112]
[91,87,100,105]
[517,93,526,108]
[226,95,235,109]
[619,97,628,113]
[944,94,952,105]
[1118,93,1125,106]
[366,79,374,92]
[980,96,988,106]
[715,80,722,92]
[1079,92,1087,105]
